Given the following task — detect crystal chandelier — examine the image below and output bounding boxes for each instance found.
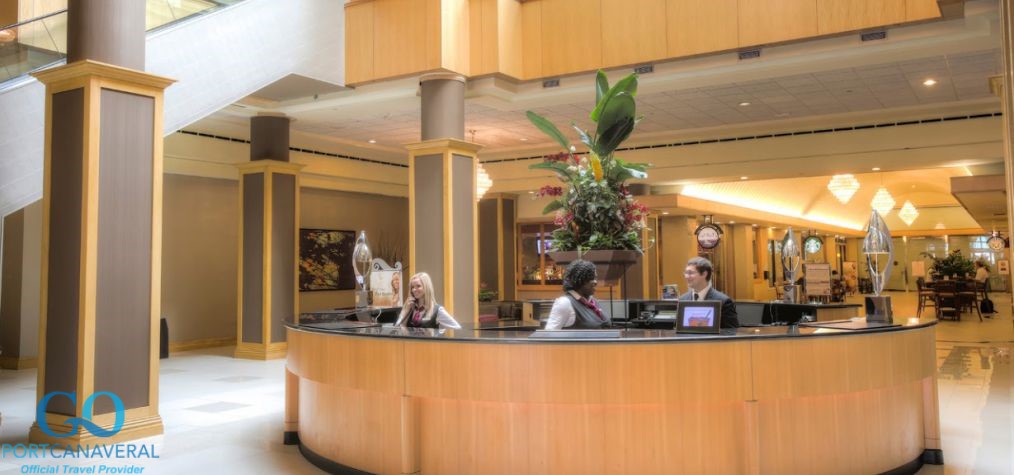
[898,200,918,226]
[870,187,895,216]
[476,163,492,201]
[827,174,860,204]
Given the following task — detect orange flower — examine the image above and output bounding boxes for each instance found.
[590,153,603,181]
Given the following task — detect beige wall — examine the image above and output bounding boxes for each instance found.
[161,174,239,343]
[659,216,696,296]
[299,187,409,313]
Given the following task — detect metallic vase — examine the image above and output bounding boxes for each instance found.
[780,227,801,303]
[352,231,373,308]
[862,210,894,322]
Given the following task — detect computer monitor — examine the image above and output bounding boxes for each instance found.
[769,303,812,325]
[736,302,768,327]
[675,301,722,334]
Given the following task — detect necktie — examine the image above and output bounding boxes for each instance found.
[693,293,699,301]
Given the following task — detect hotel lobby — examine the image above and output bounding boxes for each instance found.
[2,0,1014,473]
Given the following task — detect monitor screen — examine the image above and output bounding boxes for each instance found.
[675,301,722,334]
[736,302,768,326]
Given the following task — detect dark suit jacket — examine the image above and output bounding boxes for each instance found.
[679,287,740,328]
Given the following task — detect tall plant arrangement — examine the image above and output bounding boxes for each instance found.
[527,71,650,252]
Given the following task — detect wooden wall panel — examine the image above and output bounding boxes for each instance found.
[468,0,495,76]
[497,0,524,78]
[441,0,471,75]
[344,2,375,85]
[540,0,602,77]
[738,0,818,47]
[601,0,667,68]
[906,0,942,21]
[521,1,542,79]
[372,0,437,80]
[817,0,907,35]
[666,0,738,58]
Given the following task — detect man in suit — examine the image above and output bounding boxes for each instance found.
[679,256,740,328]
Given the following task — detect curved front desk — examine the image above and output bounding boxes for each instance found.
[285,320,941,475]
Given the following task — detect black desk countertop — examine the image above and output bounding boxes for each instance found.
[287,316,937,344]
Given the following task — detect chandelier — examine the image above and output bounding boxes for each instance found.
[898,200,918,226]
[476,163,492,201]
[827,174,860,204]
[870,187,895,216]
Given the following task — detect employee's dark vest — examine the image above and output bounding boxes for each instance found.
[565,294,608,329]
[406,305,444,329]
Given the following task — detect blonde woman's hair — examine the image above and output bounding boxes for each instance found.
[398,272,437,325]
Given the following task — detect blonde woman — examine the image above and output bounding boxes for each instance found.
[395,272,462,329]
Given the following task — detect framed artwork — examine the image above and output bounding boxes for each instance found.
[299,229,356,291]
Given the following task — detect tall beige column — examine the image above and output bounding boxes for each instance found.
[30,0,173,444]
[996,0,1014,316]
[659,216,696,295]
[728,224,755,300]
[407,73,481,326]
[235,114,302,360]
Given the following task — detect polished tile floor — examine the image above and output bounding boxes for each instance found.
[0,291,1011,474]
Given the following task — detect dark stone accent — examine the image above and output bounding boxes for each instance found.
[283,431,300,446]
[271,173,295,341]
[44,89,84,417]
[420,78,464,140]
[413,154,443,299]
[0,210,24,357]
[922,448,944,465]
[451,154,474,321]
[877,453,926,475]
[477,199,498,297]
[68,0,145,69]
[501,198,515,300]
[159,318,168,359]
[242,173,264,344]
[94,89,154,413]
[250,116,291,162]
[298,443,375,475]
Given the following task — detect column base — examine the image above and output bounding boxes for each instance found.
[29,414,164,445]
[234,342,287,360]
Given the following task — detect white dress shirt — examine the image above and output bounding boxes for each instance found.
[394,306,462,330]
[691,285,712,302]
[545,291,585,330]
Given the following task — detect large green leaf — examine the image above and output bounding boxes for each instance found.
[590,73,638,123]
[529,160,574,181]
[572,123,595,151]
[595,70,609,108]
[596,92,635,139]
[542,199,566,215]
[526,111,571,151]
[596,116,635,156]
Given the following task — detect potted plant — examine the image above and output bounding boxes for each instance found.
[921,250,975,279]
[526,70,650,282]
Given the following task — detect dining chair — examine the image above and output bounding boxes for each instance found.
[934,280,960,321]
[916,278,935,317]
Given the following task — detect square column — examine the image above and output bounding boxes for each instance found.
[30,60,174,444]
[406,139,483,325]
[234,161,303,360]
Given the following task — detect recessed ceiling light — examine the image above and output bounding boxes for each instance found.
[527,191,535,194]
[662,211,670,215]
[520,138,528,141]
[738,102,751,107]
[752,224,758,227]
[872,167,881,171]
[923,79,937,86]
[740,176,748,180]
[729,221,736,224]
[368,139,376,144]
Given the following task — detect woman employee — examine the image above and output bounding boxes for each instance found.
[394,272,462,329]
[545,260,609,330]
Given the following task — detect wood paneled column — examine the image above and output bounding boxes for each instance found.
[235,115,302,360]
[407,71,482,325]
[29,2,173,442]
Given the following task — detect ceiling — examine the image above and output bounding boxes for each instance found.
[179,0,1010,235]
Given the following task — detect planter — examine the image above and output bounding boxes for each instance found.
[548,249,641,284]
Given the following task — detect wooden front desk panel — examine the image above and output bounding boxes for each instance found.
[287,324,938,474]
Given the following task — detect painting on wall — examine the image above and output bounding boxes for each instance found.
[299,229,356,291]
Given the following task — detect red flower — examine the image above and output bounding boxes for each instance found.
[537,185,563,197]
[545,152,571,163]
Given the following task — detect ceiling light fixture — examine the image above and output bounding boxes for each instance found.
[368,139,376,144]
[871,167,880,171]
[740,176,748,180]
[738,102,751,107]
[898,200,919,226]
[923,79,937,86]
[520,138,528,141]
[870,187,896,216]
[476,164,492,201]
[827,174,860,204]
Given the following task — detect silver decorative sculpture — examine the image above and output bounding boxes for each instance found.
[862,210,894,322]
[781,227,801,303]
[352,231,372,308]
